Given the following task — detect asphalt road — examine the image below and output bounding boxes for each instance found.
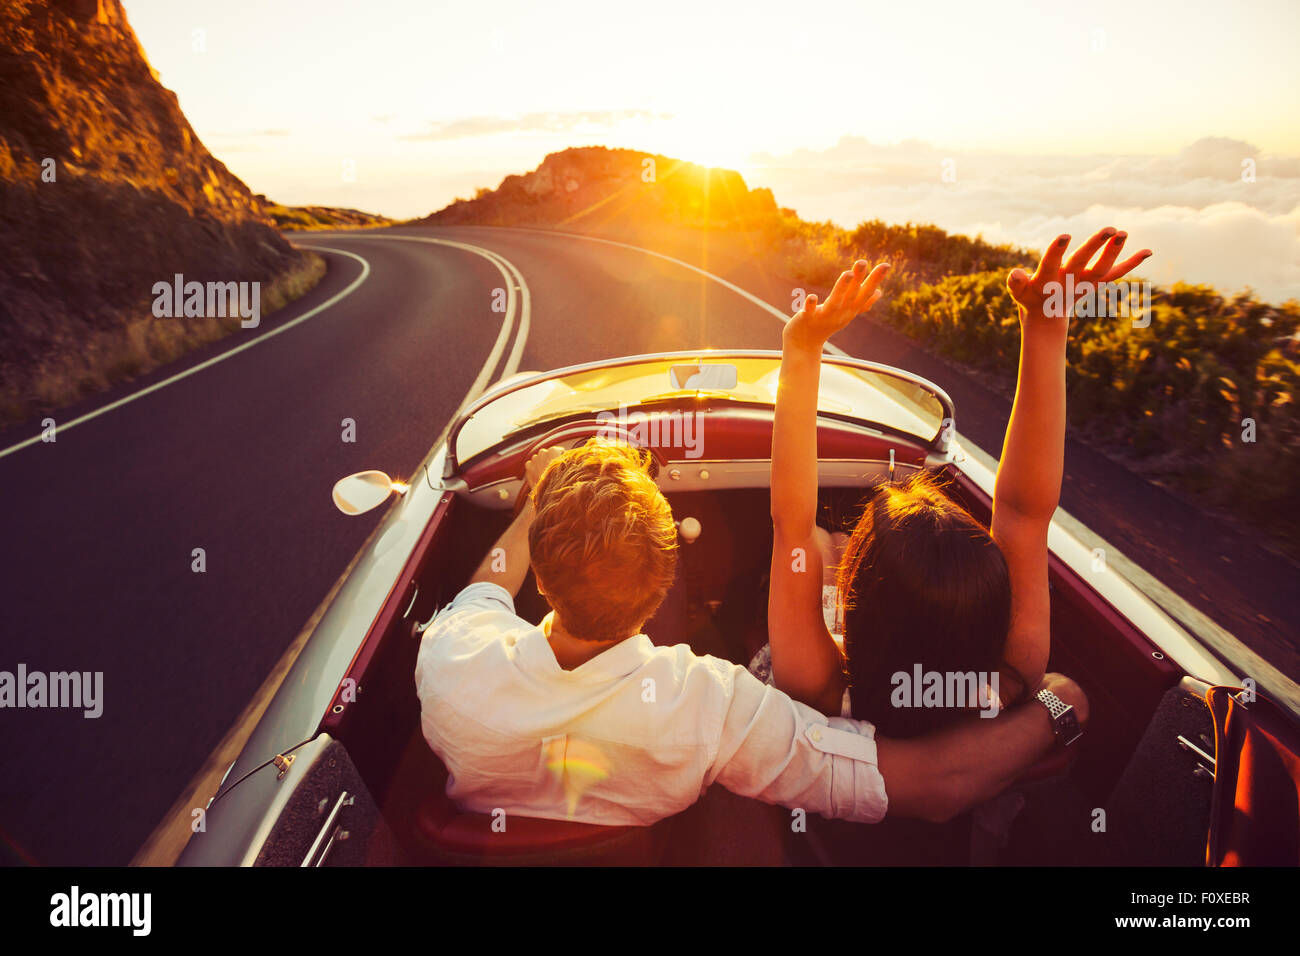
[0,224,1295,865]
[0,225,805,866]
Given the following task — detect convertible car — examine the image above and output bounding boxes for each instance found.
[176,351,1300,866]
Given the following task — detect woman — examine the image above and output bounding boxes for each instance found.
[763,228,1152,734]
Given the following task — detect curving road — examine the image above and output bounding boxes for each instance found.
[0,224,1294,866]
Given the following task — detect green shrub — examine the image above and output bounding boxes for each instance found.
[886,269,1300,547]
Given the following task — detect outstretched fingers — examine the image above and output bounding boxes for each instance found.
[1065,227,1117,274]
[1012,227,1151,313]
[824,266,859,311]
[1031,234,1071,285]
[1087,231,1127,279]
[1102,249,1153,282]
[850,262,891,311]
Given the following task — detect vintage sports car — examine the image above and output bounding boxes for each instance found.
[176,351,1300,866]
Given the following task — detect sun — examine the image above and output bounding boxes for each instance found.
[601,113,756,178]
[653,128,755,177]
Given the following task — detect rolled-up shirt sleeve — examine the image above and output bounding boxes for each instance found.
[708,664,889,824]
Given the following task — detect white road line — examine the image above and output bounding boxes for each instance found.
[0,247,372,462]
[503,227,849,357]
[324,234,532,411]
[131,236,533,866]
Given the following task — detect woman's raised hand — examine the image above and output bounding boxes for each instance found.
[1007,228,1151,323]
[786,259,891,347]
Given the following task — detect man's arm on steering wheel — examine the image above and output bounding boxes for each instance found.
[467,446,566,596]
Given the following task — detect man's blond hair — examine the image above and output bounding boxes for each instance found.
[529,439,677,642]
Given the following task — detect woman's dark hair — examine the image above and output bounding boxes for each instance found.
[837,471,1012,738]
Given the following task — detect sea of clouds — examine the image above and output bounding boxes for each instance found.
[750,137,1300,305]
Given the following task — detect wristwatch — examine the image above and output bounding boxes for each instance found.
[1034,689,1083,747]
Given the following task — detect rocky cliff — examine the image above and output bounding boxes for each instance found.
[418,146,782,231]
[0,0,317,426]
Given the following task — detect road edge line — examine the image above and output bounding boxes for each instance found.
[0,247,371,461]
[130,238,529,866]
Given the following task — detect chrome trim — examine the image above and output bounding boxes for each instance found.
[302,790,353,867]
[316,825,347,866]
[460,458,923,506]
[444,349,956,475]
[1177,735,1216,770]
[413,605,444,635]
[465,477,521,510]
[649,458,921,494]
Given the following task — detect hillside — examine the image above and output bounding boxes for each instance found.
[418,146,782,231]
[0,0,321,427]
[261,199,394,231]
[419,146,1028,285]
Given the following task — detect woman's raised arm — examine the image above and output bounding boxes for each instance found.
[993,228,1151,702]
[768,259,890,714]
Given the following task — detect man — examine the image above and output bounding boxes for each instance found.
[415,439,1087,829]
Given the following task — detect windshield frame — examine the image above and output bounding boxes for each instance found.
[443,349,956,476]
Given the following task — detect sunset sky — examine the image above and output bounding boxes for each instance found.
[122,0,1300,300]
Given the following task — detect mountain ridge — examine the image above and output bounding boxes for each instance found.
[418,146,783,231]
[0,0,320,425]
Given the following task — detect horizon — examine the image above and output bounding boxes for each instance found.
[120,0,1300,301]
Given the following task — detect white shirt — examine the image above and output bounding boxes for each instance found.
[414,581,889,827]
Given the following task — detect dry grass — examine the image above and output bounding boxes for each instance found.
[265,204,393,231]
[0,252,327,430]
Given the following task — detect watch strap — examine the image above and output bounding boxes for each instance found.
[1035,689,1083,746]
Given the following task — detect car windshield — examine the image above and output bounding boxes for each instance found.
[453,353,950,466]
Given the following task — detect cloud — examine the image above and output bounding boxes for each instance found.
[400,109,672,142]
[971,202,1300,304]
[750,137,1300,302]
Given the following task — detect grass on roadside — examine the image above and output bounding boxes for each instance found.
[0,251,327,431]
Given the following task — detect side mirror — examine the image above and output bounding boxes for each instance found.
[332,470,406,515]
